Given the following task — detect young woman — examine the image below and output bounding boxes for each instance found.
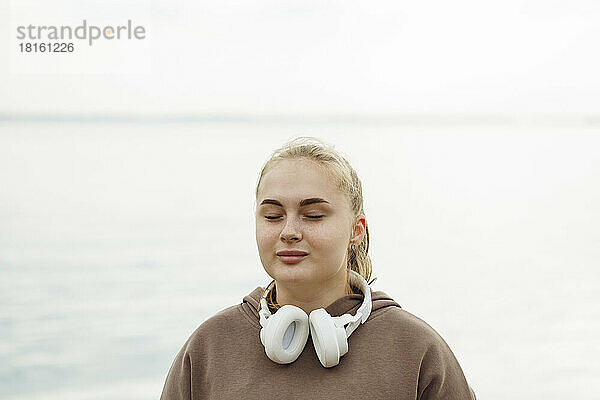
[160,137,477,399]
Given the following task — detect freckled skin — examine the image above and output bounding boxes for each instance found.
[255,158,366,310]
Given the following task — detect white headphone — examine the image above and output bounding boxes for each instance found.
[258,269,372,368]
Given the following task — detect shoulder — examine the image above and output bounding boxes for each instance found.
[181,303,256,355]
[370,306,444,339]
[161,302,255,399]
[368,307,475,398]
[187,304,244,340]
[366,306,457,356]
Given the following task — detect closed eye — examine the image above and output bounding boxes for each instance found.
[264,215,324,220]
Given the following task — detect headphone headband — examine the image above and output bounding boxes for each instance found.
[259,270,372,337]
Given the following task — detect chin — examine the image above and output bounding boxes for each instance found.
[268,264,316,285]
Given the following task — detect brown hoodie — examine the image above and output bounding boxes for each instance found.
[160,287,477,399]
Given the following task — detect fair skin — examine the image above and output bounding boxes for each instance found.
[255,158,366,314]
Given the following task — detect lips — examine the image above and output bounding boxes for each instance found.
[276,250,308,256]
[276,250,308,264]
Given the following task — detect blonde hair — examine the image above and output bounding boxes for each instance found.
[255,136,374,311]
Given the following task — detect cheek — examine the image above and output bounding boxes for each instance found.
[307,220,350,252]
[256,222,277,250]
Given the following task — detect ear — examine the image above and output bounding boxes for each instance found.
[350,214,367,245]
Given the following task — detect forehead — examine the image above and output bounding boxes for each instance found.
[257,158,346,204]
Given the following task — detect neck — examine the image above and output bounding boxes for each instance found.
[274,269,351,314]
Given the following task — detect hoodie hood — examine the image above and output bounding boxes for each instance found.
[240,285,401,328]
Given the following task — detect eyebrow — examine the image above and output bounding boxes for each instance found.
[259,198,330,207]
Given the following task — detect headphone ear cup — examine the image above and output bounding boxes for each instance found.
[309,308,349,368]
[260,305,309,364]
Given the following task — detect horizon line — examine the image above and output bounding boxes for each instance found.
[1,112,598,126]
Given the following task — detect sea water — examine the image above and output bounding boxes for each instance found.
[1,119,599,399]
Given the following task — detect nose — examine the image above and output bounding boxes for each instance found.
[280,216,302,243]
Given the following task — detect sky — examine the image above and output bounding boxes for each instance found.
[1,0,600,116]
